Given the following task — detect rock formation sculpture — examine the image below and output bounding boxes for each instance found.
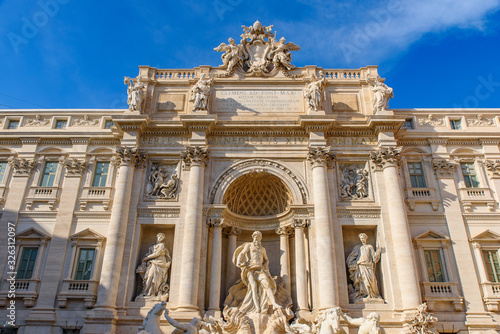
[136,233,171,300]
[346,233,382,302]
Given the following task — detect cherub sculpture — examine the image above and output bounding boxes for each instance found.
[214,38,244,74]
[270,37,300,70]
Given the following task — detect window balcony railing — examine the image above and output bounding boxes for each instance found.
[420,281,463,311]
[57,279,99,308]
[481,282,500,312]
[79,186,113,210]
[458,187,496,212]
[405,187,440,211]
[25,186,60,210]
[0,279,40,307]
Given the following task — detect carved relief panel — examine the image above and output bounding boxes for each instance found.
[337,162,372,201]
[144,161,181,201]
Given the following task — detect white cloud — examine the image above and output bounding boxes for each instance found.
[279,0,500,66]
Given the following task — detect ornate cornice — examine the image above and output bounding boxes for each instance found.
[63,158,86,176]
[9,158,35,176]
[485,160,500,179]
[115,146,147,168]
[307,146,335,168]
[432,160,456,178]
[369,147,400,169]
[181,146,209,169]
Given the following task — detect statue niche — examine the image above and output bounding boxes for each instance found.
[136,232,172,301]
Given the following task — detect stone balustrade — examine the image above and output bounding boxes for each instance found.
[57,279,99,309]
[458,187,496,212]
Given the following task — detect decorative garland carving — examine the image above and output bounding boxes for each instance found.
[209,159,308,205]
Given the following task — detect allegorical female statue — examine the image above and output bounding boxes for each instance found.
[137,233,171,300]
[124,76,145,112]
[346,233,382,302]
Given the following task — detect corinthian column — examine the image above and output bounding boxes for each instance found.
[276,225,293,293]
[177,146,209,312]
[224,226,241,291]
[308,147,337,309]
[94,147,146,312]
[370,147,420,309]
[207,219,223,316]
[293,219,310,312]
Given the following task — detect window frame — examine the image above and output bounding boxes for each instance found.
[65,228,106,283]
[91,161,110,188]
[407,161,427,188]
[449,118,463,130]
[460,162,480,188]
[413,230,455,283]
[16,247,39,280]
[39,161,59,187]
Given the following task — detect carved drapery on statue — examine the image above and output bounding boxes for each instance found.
[346,233,382,303]
[303,72,326,112]
[214,20,301,78]
[189,74,213,112]
[124,76,146,112]
[136,233,171,300]
[369,77,393,113]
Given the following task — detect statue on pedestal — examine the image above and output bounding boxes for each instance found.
[346,233,382,302]
[124,76,146,112]
[303,72,326,112]
[371,78,393,113]
[190,74,213,111]
[137,233,171,300]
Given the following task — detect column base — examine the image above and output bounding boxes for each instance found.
[465,313,499,334]
[25,309,55,326]
[83,308,118,334]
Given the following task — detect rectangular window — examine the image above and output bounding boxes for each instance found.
[0,162,7,183]
[92,162,109,187]
[7,120,19,129]
[74,248,95,280]
[39,162,58,187]
[461,162,480,188]
[424,250,446,282]
[450,119,462,130]
[408,162,426,188]
[483,250,500,282]
[104,120,114,129]
[55,120,67,129]
[17,247,38,280]
[402,117,414,129]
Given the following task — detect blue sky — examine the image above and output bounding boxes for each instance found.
[0,0,499,110]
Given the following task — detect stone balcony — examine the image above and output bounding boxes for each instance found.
[0,279,40,307]
[57,279,99,308]
[458,187,496,212]
[25,186,60,210]
[421,281,464,311]
[79,186,113,210]
[481,282,500,312]
[405,187,440,211]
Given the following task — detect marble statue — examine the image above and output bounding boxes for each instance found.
[214,38,244,74]
[233,231,281,314]
[371,78,393,113]
[190,74,213,111]
[138,301,166,334]
[339,165,369,200]
[342,312,382,334]
[124,76,145,112]
[136,233,171,300]
[269,37,300,71]
[346,233,382,302]
[164,309,204,334]
[303,72,326,112]
[406,303,437,334]
[312,307,343,334]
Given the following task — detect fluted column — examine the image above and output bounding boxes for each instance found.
[224,226,241,291]
[276,225,293,293]
[94,147,146,311]
[177,146,209,311]
[308,147,337,309]
[293,219,310,312]
[208,219,223,315]
[370,147,420,309]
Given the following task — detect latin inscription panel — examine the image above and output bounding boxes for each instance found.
[213,90,303,113]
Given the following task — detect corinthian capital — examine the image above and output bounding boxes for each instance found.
[181,146,209,169]
[276,225,293,236]
[370,147,400,169]
[485,160,500,179]
[292,218,310,229]
[115,146,147,168]
[222,226,241,237]
[9,158,35,176]
[432,160,456,178]
[64,158,86,176]
[307,147,335,168]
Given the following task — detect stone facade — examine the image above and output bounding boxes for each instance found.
[1,21,500,334]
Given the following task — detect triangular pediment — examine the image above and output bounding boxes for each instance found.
[16,227,51,241]
[70,228,105,241]
[414,230,449,241]
[471,230,500,242]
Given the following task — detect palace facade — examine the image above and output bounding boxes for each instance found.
[1,22,500,334]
